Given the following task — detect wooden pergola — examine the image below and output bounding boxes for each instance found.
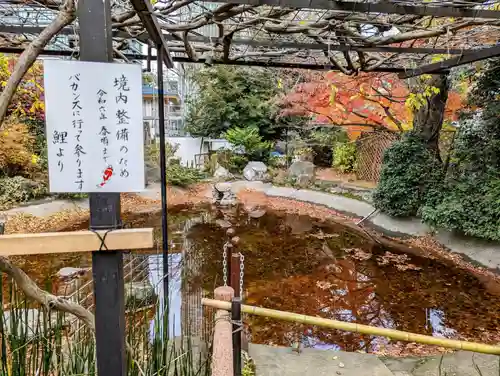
[0,1,500,375]
[1,0,500,76]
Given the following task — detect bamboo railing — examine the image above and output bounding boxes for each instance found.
[202,298,500,355]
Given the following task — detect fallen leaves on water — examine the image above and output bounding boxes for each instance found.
[343,247,372,261]
[376,251,422,271]
[308,230,340,239]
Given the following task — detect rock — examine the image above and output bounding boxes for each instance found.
[219,198,237,206]
[296,173,313,187]
[249,209,266,218]
[125,281,156,308]
[214,166,233,181]
[55,267,92,299]
[245,205,266,218]
[243,162,268,181]
[214,182,232,192]
[216,219,232,228]
[288,161,315,183]
[285,214,313,234]
[212,183,238,206]
[57,267,88,281]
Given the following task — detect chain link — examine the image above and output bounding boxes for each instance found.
[222,242,228,286]
[239,252,244,300]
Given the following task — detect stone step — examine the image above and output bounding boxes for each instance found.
[248,344,394,376]
[411,351,499,376]
[248,345,500,376]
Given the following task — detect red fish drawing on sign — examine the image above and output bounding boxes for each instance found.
[98,166,113,187]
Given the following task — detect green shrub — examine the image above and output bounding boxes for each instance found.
[145,142,177,165]
[216,149,248,174]
[421,179,500,241]
[0,176,47,209]
[373,133,444,217]
[224,127,272,161]
[333,142,357,173]
[166,164,206,187]
[419,59,500,241]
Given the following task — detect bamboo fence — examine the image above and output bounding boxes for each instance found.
[202,298,500,355]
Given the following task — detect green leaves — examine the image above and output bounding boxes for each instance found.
[373,133,444,217]
[332,142,357,173]
[224,127,272,155]
[184,66,303,140]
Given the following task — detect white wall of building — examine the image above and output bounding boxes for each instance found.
[167,137,202,167]
[165,137,231,167]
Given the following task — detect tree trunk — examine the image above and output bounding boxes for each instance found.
[411,73,449,162]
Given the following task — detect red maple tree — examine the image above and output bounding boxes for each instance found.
[279,71,463,139]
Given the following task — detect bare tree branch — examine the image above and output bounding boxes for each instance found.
[0,256,95,330]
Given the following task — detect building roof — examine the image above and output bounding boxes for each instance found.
[142,85,178,97]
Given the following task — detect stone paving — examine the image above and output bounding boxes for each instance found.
[248,344,500,376]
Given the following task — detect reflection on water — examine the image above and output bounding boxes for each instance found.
[174,205,500,353]
[16,204,500,353]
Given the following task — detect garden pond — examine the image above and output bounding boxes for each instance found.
[12,203,500,354]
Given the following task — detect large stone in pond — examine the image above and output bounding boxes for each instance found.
[243,161,268,181]
[55,267,92,300]
[288,161,315,184]
[125,281,156,308]
[57,267,89,281]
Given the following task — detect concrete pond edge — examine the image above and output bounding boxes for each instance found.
[229,180,500,272]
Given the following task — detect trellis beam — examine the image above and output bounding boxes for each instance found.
[162,34,467,55]
[0,46,407,71]
[0,25,470,55]
[211,0,500,19]
[399,45,500,78]
[128,0,173,68]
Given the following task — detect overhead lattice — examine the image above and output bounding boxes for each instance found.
[1,0,500,75]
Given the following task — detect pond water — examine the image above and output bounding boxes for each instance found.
[14,204,500,353]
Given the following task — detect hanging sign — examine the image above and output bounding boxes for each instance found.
[44,60,145,193]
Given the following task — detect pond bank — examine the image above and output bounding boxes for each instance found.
[2,181,500,273]
[229,180,500,272]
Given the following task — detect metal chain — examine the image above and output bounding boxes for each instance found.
[239,252,244,300]
[222,242,228,286]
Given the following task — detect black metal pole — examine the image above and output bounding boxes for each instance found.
[232,298,242,376]
[78,0,126,374]
[157,45,169,303]
[147,45,152,72]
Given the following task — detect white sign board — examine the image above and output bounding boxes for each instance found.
[44,60,145,193]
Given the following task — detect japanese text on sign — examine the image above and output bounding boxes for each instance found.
[44,60,144,193]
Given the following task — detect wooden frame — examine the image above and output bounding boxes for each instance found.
[0,228,154,256]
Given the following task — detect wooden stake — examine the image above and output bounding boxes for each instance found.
[0,228,154,256]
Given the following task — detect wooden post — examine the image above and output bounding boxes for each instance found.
[211,286,234,376]
[78,0,126,373]
[230,253,240,298]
